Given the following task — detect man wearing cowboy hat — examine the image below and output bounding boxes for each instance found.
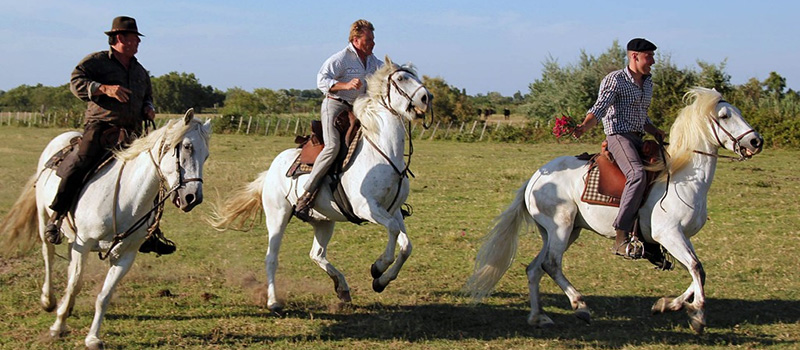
[46,16,174,255]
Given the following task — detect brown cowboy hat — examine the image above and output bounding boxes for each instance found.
[104,16,144,36]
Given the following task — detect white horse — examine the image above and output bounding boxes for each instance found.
[465,88,763,334]
[210,57,432,311]
[1,109,211,350]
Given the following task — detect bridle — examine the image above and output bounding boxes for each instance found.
[694,100,756,161]
[98,127,204,260]
[381,67,434,129]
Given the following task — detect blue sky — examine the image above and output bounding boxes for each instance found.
[1,1,798,96]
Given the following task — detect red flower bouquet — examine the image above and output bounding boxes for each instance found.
[552,114,577,139]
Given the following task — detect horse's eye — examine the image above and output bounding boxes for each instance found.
[397,76,404,81]
[720,114,730,119]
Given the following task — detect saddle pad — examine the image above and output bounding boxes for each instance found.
[286,128,363,178]
[581,164,620,207]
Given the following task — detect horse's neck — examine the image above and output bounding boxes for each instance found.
[118,148,164,205]
[365,110,406,161]
[673,142,719,195]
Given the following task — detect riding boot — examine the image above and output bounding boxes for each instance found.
[294,190,316,222]
[138,227,176,256]
[612,229,643,259]
[44,211,64,245]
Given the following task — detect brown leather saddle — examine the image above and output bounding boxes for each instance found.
[580,139,663,207]
[287,110,361,178]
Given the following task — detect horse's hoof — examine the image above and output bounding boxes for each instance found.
[651,297,671,314]
[528,313,555,328]
[370,264,382,279]
[689,318,706,334]
[86,338,106,350]
[268,303,284,314]
[41,295,56,312]
[338,290,352,303]
[49,327,65,339]
[575,308,591,324]
[372,278,386,293]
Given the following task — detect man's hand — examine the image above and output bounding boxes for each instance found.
[144,107,156,121]
[344,78,362,91]
[99,85,132,103]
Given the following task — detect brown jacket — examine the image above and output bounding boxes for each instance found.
[70,50,154,133]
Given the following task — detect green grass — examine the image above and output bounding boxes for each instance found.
[1,125,798,349]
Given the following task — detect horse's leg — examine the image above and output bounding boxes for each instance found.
[367,208,409,293]
[264,203,292,312]
[650,230,706,334]
[49,238,93,338]
[85,247,138,350]
[309,221,351,303]
[371,211,412,293]
[39,214,57,312]
[525,222,555,328]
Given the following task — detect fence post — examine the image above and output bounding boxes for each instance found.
[294,117,300,135]
[479,121,488,141]
[246,116,253,134]
[236,116,244,134]
[265,120,271,136]
[429,121,441,140]
[444,121,453,138]
[274,119,281,135]
[418,127,426,140]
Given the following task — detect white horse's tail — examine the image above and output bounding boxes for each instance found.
[207,171,267,231]
[465,180,533,301]
[1,174,39,255]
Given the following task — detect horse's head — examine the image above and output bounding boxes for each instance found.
[711,98,763,159]
[158,109,212,212]
[369,56,433,123]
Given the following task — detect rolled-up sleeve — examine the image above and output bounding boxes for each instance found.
[70,58,99,102]
[317,58,340,95]
[587,75,617,120]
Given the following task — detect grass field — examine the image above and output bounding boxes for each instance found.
[1,124,798,349]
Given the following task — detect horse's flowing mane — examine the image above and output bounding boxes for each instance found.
[660,87,721,176]
[114,118,209,161]
[354,58,418,139]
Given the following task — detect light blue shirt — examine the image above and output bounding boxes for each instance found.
[317,43,383,104]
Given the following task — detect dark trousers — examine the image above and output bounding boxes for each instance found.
[49,121,114,214]
[605,133,646,233]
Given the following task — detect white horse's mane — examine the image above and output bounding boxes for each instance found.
[115,118,209,161]
[662,87,722,176]
[354,59,418,139]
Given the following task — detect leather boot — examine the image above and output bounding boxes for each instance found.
[138,227,176,256]
[612,229,643,259]
[44,212,64,245]
[294,191,314,222]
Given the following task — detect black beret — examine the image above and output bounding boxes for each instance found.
[627,38,656,52]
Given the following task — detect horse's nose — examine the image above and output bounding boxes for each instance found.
[751,136,763,149]
[421,93,430,105]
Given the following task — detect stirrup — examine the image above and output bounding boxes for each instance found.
[613,238,644,259]
[138,229,176,256]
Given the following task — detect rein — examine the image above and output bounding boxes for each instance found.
[98,128,203,260]
[363,121,416,212]
[381,68,434,129]
[695,102,756,162]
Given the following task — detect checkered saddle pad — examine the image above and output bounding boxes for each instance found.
[581,162,620,207]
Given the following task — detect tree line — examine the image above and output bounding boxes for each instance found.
[1,41,798,147]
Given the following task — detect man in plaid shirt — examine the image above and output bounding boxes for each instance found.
[573,38,666,259]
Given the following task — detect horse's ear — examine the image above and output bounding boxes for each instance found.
[384,55,393,67]
[184,108,195,125]
[711,87,718,92]
[203,119,212,134]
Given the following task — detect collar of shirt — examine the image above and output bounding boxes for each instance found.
[624,66,652,85]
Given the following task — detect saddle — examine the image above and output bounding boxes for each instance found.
[45,126,132,179]
[286,110,366,224]
[287,110,361,178]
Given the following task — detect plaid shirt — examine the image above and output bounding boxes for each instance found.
[587,67,653,136]
[70,50,154,132]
